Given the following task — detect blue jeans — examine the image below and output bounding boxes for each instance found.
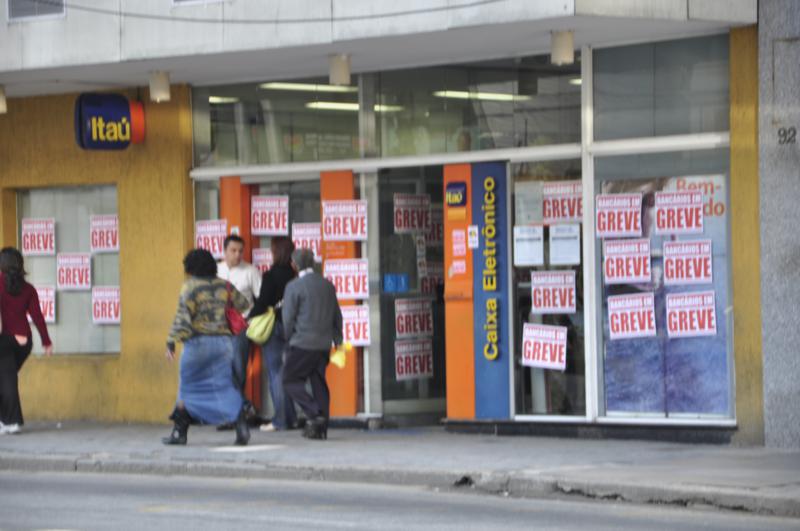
[264,322,297,430]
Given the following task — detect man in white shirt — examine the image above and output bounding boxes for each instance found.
[217,235,262,406]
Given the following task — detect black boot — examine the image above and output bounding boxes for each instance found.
[234,405,250,446]
[302,416,328,440]
[162,407,190,445]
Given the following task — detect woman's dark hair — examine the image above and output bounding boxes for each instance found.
[0,247,26,295]
[183,249,218,278]
[270,237,295,267]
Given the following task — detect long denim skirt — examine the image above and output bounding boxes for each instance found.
[178,335,243,425]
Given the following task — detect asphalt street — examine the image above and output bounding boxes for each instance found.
[0,471,797,531]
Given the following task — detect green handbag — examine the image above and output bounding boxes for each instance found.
[246,307,276,345]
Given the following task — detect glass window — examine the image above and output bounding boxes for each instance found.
[194,180,220,221]
[17,186,120,355]
[594,35,729,140]
[511,159,585,416]
[595,149,732,418]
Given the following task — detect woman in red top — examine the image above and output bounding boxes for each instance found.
[0,247,52,434]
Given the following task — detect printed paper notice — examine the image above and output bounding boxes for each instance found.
[603,239,651,285]
[395,338,434,381]
[425,208,444,247]
[655,191,703,235]
[322,200,368,241]
[395,298,434,339]
[421,262,444,296]
[607,292,657,340]
[513,225,544,267]
[292,222,322,262]
[663,240,713,286]
[56,253,92,291]
[521,323,567,371]
[33,286,56,324]
[393,194,431,234]
[342,305,371,347]
[596,193,642,239]
[251,196,289,236]
[324,259,369,300]
[90,215,119,253]
[252,248,273,274]
[452,229,467,257]
[666,291,717,338]
[195,219,227,259]
[21,218,56,256]
[92,286,120,324]
[542,180,582,224]
[549,223,581,265]
[531,271,576,315]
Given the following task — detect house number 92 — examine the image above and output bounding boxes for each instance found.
[778,127,797,144]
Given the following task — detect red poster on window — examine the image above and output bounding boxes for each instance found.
[292,222,322,262]
[393,193,431,234]
[666,291,717,338]
[324,259,369,300]
[421,262,444,296]
[56,253,92,291]
[322,200,368,241]
[90,215,119,254]
[543,180,582,224]
[342,305,371,347]
[195,219,227,259]
[607,292,657,340]
[32,286,55,324]
[251,195,289,236]
[395,338,434,381]
[603,239,651,285]
[663,239,713,286]
[21,218,55,256]
[425,208,443,247]
[595,193,642,239]
[92,286,121,324]
[521,323,567,371]
[394,298,434,339]
[655,191,704,235]
[531,271,576,314]
[252,248,273,274]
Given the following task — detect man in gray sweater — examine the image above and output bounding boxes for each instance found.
[281,248,343,440]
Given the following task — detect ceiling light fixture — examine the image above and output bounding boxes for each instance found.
[305,102,403,112]
[329,54,351,86]
[551,30,575,66]
[432,90,531,102]
[209,96,240,104]
[568,77,582,86]
[259,82,358,93]
[149,71,171,103]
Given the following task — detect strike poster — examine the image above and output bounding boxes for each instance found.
[21,218,56,256]
[89,215,119,254]
[655,191,704,235]
[322,200,368,241]
[195,219,227,259]
[92,286,121,324]
[530,271,576,315]
[421,262,444,296]
[521,322,567,371]
[251,195,289,236]
[607,292,657,340]
[595,193,642,239]
[395,298,434,339]
[292,222,322,262]
[425,208,444,247]
[603,239,651,285]
[324,259,369,300]
[34,286,56,324]
[395,338,434,381]
[393,194,431,234]
[341,305,371,347]
[252,248,273,274]
[542,180,582,224]
[666,291,717,338]
[56,253,92,291]
[663,240,713,286]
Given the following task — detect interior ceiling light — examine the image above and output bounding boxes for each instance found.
[432,90,531,102]
[149,71,171,103]
[551,30,575,66]
[305,102,403,112]
[209,96,240,104]
[329,54,351,86]
[569,77,582,86]
[0,86,6,114]
[260,82,358,93]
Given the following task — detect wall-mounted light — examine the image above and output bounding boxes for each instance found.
[260,82,358,93]
[0,86,6,114]
[432,90,531,102]
[568,77,582,86]
[329,54,351,86]
[209,96,239,104]
[149,71,171,103]
[305,101,403,112]
[551,30,575,66]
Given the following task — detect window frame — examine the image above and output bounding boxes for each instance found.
[7,0,66,23]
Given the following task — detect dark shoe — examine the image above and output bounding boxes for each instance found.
[162,407,190,445]
[216,422,234,431]
[234,407,250,446]
[302,416,328,440]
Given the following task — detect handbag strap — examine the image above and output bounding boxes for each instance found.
[225,282,234,308]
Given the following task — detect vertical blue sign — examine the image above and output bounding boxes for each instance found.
[471,162,511,419]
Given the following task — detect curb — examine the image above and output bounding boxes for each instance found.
[1,452,798,518]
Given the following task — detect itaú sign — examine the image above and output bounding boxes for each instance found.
[74,93,145,150]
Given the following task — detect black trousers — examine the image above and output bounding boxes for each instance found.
[282,346,329,420]
[0,334,33,426]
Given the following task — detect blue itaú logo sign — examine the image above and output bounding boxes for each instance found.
[74,93,145,150]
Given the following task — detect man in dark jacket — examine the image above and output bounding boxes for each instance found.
[281,248,343,440]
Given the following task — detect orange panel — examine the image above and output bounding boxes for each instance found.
[443,164,475,419]
[320,170,359,417]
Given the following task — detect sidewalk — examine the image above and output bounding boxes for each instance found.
[0,421,798,518]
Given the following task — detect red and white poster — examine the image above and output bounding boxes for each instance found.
[543,180,582,224]
[595,193,642,239]
[521,323,567,371]
[21,218,55,256]
[56,253,92,291]
[607,292,657,340]
[655,191,704,235]
[33,286,55,324]
[292,223,322,262]
[663,240,713,286]
[252,248,273,274]
[322,200,368,241]
[603,239,651,285]
[90,214,119,254]
[530,271,576,315]
[395,298,434,339]
[324,259,369,300]
[421,262,444,296]
[342,305,371,347]
[666,291,717,338]
[393,194,431,234]
[195,219,227,259]
[92,286,121,325]
[425,208,444,247]
[251,195,289,236]
[395,338,434,381]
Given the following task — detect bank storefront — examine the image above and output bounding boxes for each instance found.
[189,31,758,438]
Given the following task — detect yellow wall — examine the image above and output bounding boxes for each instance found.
[729,27,764,445]
[0,86,194,423]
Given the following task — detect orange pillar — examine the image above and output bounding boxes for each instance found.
[320,170,360,417]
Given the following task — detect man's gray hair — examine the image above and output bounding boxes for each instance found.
[291,248,315,271]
